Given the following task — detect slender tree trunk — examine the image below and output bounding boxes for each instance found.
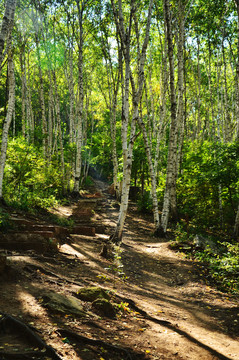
[67,46,75,145]
[154,32,168,174]
[74,0,84,193]
[234,0,239,139]
[111,0,154,242]
[160,0,178,234]
[137,114,160,233]
[53,71,65,184]
[0,54,15,199]
[20,41,27,139]
[0,0,16,71]
[207,38,216,139]
[175,0,185,186]
[222,42,231,142]
[234,204,239,238]
[35,34,48,159]
[196,37,201,137]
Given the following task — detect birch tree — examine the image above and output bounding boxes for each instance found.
[0,52,15,199]
[110,0,154,242]
[0,0,16,71]
[73,0,85,193]
[0,0,16,201]
[159,0,178,235]
[234,0,239,237]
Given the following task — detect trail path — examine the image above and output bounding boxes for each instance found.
[0,179,238,360]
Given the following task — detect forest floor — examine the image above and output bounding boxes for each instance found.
[0,179,238,360]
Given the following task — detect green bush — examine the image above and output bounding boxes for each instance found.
[177,140,239,232]
[136,190,153,213]
[172,225,239,294]
[0,208,10,230]
[3,138,65,211]
[195,242,239,294]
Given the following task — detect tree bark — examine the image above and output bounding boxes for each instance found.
[53,70,65,184]
[74,0,85,193]
[35,33,48,159]
[0,0,16,71]
[234,0,239,139]
[160,0,178,234]
[0,54,15,198]
[111,0,154,242]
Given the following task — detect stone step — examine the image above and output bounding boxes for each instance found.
[9,218,70,240]
[0,232,58,253]
[72,221,105,235]
[71,226,96,236]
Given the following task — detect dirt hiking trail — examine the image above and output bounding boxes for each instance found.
[0,179,238,360]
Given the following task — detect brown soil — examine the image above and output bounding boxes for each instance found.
[0,179,238,360]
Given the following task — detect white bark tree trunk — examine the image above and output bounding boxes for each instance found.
[74,0,84,193]
[234,204,239,238]
[53,71,65,183]
[111,0,153,242]
[160,0,178,234]
[20,41,27,139]
[0,55,15,198]
[175,0,185,175]
[0,0,16,71]
[35,34,48,159]
[235,0,239,139]
[138,114,160,233]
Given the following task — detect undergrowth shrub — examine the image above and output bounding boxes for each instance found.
[172,225,239,294]
[0,208,10,230]
[195,242,239,294]
[3,138,66,211]
[177,140,239,233]
[136,191,153,213]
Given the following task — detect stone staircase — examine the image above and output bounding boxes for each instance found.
[0,215,70,253]
[70,196,106,237]
[0,190,110,254]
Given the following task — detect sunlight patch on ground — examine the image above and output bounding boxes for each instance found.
[7,255,34,263]
[59,244,87,260]
[16,289,48,319]
[50,205,74,218]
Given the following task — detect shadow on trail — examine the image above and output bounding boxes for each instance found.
[120,238,239,337]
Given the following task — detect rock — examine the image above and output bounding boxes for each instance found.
[42,291,88,318]
[76,286,111,302]
[92,298,116,318]
[193,234,216,250]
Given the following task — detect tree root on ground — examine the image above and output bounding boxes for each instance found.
[58,328,146,360]
[114,295,172,326]
[114,295,233,360]
[0,313,63,360]
[23,263,84,287]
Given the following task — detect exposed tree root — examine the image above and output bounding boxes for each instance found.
[58,328,146,360]
[0,313,63,360]
[115,295,171,326]
[114,295,234,360]
[23,264,83,287]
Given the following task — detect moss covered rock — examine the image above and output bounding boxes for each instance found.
[42,291,88,318]
[92,298,116,318]
[76,286,111,302]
